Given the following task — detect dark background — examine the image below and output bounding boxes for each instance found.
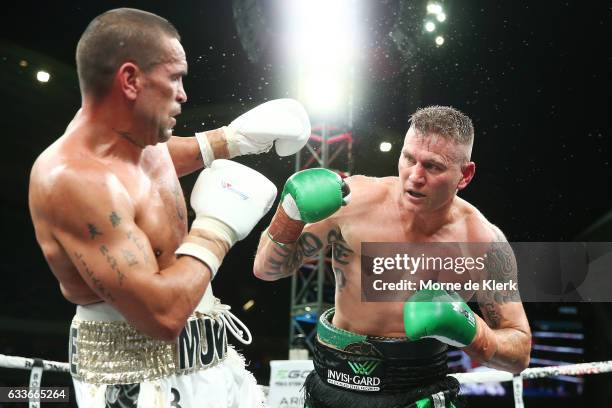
[0,1,610,406]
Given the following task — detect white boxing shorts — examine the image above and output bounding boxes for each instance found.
[69,288,265,408]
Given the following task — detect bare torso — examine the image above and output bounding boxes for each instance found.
[325,176,494,337]
[29,128,188,305]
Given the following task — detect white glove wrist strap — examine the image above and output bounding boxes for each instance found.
[175,243,221,278]
[195,132,216,168]
[192,217,238,248]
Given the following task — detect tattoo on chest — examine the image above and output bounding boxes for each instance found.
[327,229,353,291]
[334,268,347,290]
[73,252,115,302]
[87,224,103,240]
[172,183,185,221]
[109,212,121,227]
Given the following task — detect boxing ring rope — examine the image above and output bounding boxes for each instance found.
[2,353,612,407]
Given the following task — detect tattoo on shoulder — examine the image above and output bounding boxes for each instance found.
[109,212,121,227]
[74,252,115,302]
[87,224,103,240]
[483,231,521,303]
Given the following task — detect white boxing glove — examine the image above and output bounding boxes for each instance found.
[195,99,311,167]
[175,160,277,277]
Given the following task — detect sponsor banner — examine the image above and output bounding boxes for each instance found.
[268,360,313,408]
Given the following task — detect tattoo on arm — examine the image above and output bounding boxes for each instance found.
[481,302,501,329]
[87,224,103,240]
[483,231,520,303]
[109,212,121,227]
[126,230,151,264]
[121,249,139,267]
[264,232,323,278]
[100,245,127,285]
[74,252,115,302]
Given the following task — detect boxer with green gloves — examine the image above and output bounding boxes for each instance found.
[254,106,532,408]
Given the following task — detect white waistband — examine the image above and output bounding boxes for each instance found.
[75,286,217,322]
[73,286,252,345]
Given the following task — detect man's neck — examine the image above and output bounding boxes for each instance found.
[399,197,456,237]
[75,103,147,164]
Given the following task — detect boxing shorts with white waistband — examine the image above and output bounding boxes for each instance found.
[69,288,264,408]
[304,308,462,408]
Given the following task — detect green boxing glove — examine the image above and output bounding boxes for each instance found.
[281,168,350,223]
[267,168,350,245]
[403,289,477,347]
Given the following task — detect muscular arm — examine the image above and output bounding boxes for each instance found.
[49,164,212,341]
[167,129,230,177]
[464,232,532,373]
[253,218,334,281]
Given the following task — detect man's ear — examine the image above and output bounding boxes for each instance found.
[117,62,140,101]
[458,162,476,190]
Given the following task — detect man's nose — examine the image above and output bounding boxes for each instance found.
[177,85,187,103]
[408,164,426,184]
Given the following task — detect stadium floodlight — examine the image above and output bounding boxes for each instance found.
[426,3,443,15]
[36,70,50,83]
[286,0,357,117]
[380,142,392,152]
[435,36,445,46]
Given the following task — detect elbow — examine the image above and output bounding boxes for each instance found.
[253,258,275,281]
[156,317,184,342]
[142,312,185,342]
[510,333,532,373]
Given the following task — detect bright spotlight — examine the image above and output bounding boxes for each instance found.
[288,0,357,116]
[425,21,436,32]
[36,70,50,83]
[427,3,443,15]
[436,12,446,22]
[380,142,392,152]
[435,36,445,46]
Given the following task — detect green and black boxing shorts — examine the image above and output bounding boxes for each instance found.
[304,308,462,408]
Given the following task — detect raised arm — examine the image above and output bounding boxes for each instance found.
[253,169,350,281]
[167,99,311,177]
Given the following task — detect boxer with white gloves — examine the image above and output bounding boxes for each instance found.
[30,8,284,407]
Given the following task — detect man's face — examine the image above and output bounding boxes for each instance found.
[397,127,473,213]
[135,37,187,145]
